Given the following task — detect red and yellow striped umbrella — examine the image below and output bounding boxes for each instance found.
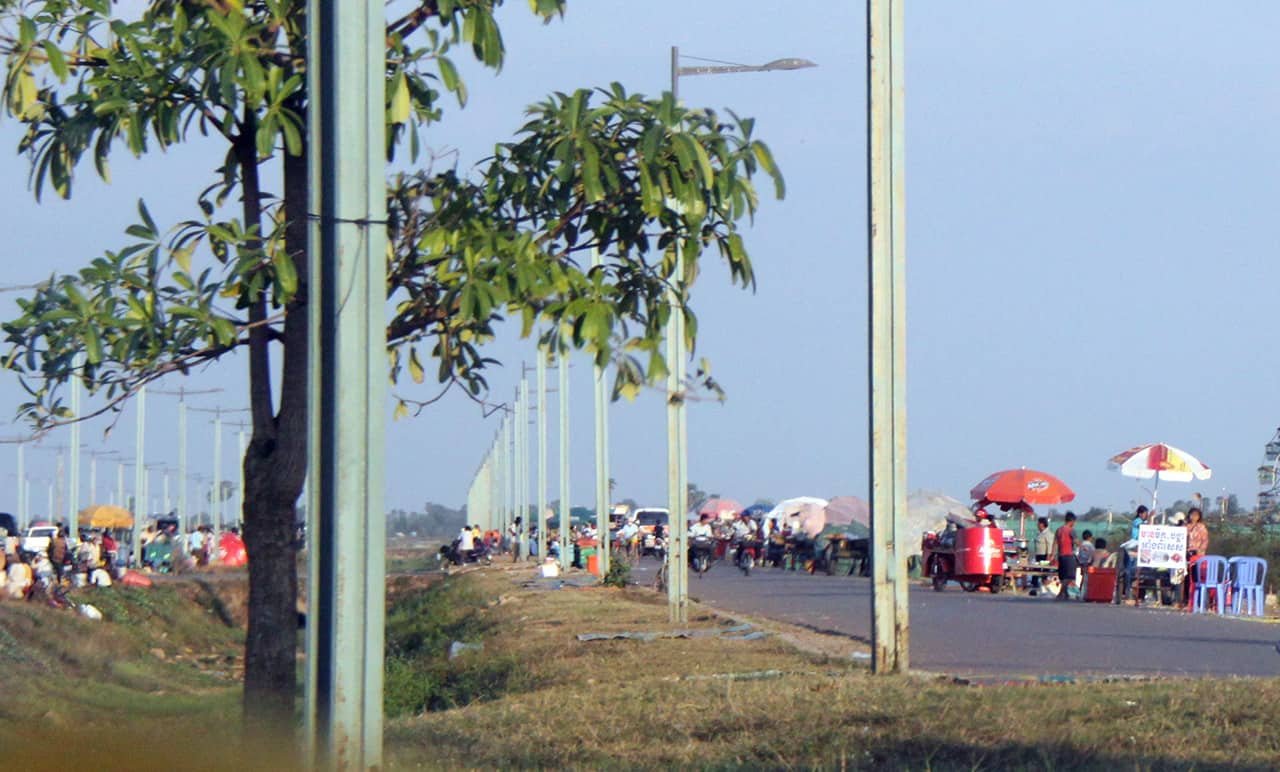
[1109,443,1212,483]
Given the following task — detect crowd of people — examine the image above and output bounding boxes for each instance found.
[0,519,246,606]
[0,525,118,604]
[1023,504,1213,605]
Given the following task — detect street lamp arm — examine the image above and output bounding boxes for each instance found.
[676,58,817,78]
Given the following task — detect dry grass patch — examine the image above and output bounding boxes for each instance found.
[386,568,1280,770]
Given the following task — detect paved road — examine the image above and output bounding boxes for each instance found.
[629,559,1280,678]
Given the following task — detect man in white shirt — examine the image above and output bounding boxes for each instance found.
[689,514,714,540]
[458,525,475,562]
[617,518,640,558]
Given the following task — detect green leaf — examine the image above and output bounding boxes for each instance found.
[408,348,425,384]
[40,42,69,82]
[390,74,411,124]
[751,141,785,199]
[272,251,297,298]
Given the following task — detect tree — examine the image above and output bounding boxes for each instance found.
[687,481,708,513]
[0,0,781,731]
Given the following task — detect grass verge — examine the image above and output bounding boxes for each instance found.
[385,568,1280,770]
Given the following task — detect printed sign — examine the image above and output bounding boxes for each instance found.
[1137,524,1187,569]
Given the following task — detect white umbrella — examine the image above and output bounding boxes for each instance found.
[1109,442,1211,518]
[766,497,828,538]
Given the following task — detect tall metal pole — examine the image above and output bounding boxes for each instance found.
[519,378,530,559]
[117,460,125,516]
[667,45,689,624]
[213,408,223,532]
[133,386,146,567]
[513,386,523,558]
[69,354,82,535]
[536,348,548,564]
[868,0,909,673]
[592,251,612,577]
[178,399,188,532]
[17,443,25,530]
[504,414,514,538]
[558,350,571,572]
[304,0,387,764]
[55,448,65,527]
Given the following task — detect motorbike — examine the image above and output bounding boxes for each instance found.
[438,539,494,568]
[689,536,715,577]
[733,538,758,576]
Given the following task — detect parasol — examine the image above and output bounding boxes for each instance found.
[1109,443,1211,519]
[77,504,134,529]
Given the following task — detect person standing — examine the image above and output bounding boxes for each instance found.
[47,528,68,585]
[1031,517,1053,595]
[1054,512,1078,601]
[1184,507,1210,608]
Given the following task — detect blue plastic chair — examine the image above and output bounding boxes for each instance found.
[1192,555,1229,614]
[1229,557,1268,617]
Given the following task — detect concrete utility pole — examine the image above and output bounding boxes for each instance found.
[592,252,611,578]
[69,353,82,535]
[558,350,572,572]
[152,387,222,535]
[867,0,909,674]
[303,0,388,764]
[133,385,146,567]
[665,46,814,624]
[17,441,26,529]
[520,377,531,559]
[89,450,117,509]
[536,348,548,563]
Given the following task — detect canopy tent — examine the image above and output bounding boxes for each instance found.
[766,497,829,538]
[77,504,134,529]
[825,496,869,528]
[697,498,743,520]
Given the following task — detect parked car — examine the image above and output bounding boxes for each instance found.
[21,524,59,556]
[635,508,670,555]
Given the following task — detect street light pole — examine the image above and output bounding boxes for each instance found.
[664,46,816,624]
[558,349,571,572]
[867,0,909,674]
[536,347,548,564]
[303,0,388,764]
[133,386,146,567]
[69,353,82,535]
[592,252,611,578]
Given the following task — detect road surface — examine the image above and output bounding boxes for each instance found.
[629,558,1280,678]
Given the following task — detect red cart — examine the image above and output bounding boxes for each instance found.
[922,525,1005,593]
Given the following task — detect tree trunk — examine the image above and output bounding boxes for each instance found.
[241,464,301,737]
[240,129,312,739]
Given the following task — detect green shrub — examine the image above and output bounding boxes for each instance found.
[383,578,538,717]
[602,551,630,588]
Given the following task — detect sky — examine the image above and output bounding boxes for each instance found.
[0,1,1278,520]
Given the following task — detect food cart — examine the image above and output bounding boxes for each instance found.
[922,520,1005,592]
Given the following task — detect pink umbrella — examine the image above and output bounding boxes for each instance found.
[697,498,742,520]
[825,496,869,528]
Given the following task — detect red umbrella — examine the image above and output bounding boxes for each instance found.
[969,468,1075,508]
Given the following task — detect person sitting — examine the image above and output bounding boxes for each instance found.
[1077,530,1095,569]
[1092,537,1112,568]
[7,552,33,600]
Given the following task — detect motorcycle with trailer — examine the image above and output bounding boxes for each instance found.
[921,513,1006,593]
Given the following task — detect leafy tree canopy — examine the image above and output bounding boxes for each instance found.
[0,0,783,425]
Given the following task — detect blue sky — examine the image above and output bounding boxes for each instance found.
[0,1,1277,518]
